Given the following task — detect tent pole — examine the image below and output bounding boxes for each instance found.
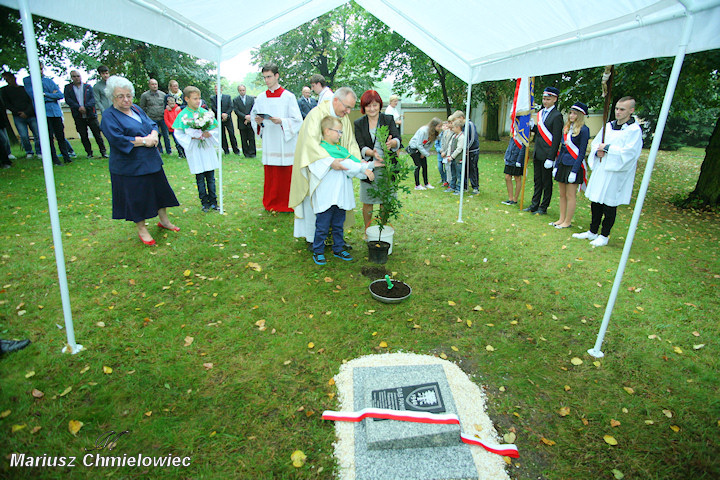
[18,0,82,354]
[457,82,472,223]
[217,53,224,214]
[588,13,694,358]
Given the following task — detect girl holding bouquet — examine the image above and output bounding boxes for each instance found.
[172,86,221,212]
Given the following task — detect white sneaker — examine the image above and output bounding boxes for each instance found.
[415,185,426,190]
[425,184,434,189]
[590,235,609,247]
[572,231,599,240]
[8,154,16,160]
[26,153,33,159]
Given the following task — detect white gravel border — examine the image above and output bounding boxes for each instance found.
[330,352,511,480]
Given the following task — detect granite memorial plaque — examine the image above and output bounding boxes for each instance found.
[371,382,446,420]
[352,364,478,479]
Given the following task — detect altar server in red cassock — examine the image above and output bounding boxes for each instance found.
[250,63,303,212]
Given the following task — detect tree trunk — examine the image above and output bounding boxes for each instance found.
[431,60,451,117]
[485,103,500,141]
[683,115,720,207]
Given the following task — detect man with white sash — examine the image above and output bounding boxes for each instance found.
[573,97,643,247]
[524,86,563,215]
[250,63,303,212]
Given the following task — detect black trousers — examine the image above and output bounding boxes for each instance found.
[466,150,479,189]
[47,116,71,163]
[530,155,553,210]
[590,202,617,237]
[220,120,239,154]
[410,150,428,186]
[238,124,256,156]
[73,115,106,155]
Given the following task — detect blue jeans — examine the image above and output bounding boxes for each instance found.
[156,120,172,154]
[450,159,462,191]
[313,205,346,255]
[437,154,447,183]
[195,170,216,207]
[12,115,40,155]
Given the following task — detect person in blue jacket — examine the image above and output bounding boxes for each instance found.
[550,102,590,229]
[100,76,180,246]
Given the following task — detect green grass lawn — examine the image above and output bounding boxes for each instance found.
[1,139,718,479]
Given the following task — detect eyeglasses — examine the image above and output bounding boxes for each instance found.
[114,94,133,100]
[341,101,354,111]
[330,129,343,135]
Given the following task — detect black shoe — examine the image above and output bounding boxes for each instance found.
[63,158,73,164]
[223,150,230,155]
[210,204,219,210]
[87,153,94,159]
[522,205,538,212]
[202,205,210,212]
[233,150,240,155]
[536,209,548,215]
[0,339,31,354]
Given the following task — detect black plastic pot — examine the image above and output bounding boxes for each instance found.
[367,241,391,264]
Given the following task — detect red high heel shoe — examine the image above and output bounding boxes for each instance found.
[157,222,180,232]
[138,234,156,246]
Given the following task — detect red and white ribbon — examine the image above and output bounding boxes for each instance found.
[322,408,519,458]
[537,111,553,146]
[564,130,579,160]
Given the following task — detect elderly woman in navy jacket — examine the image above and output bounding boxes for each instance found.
[100,76,180,246]
[353,90,402,234]
[551,102,590,229]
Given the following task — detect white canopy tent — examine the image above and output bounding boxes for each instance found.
[2,0,719,356]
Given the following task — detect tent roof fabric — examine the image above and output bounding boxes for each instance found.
[2,0,719,83]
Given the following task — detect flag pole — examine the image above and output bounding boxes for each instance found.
[518,77,533,209]
[600,66,614,142]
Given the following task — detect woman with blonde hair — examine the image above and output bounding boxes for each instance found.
[407,117,443,190]
[550,102,590,229]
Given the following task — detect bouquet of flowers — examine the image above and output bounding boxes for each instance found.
[181,111,216,146]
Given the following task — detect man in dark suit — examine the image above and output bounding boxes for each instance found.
[231,84,256,158]
[210,85,239,155]
[297,86,317,119]
[63,70,107,158]
[524,86,563,215]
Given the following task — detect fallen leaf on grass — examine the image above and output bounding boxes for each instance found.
[12,424,26,433]
[466,319,473,328]
[96,321,105,327]
[692,331,700,337]
[31,389,44,399]
[246,262,262,272]
[693,344,705,350]
[1,410,11,418]
[183,269,191,277]
[203,363,213,370]
[485,345,495,352]
[451,346,459,352]
[59,386,72,397]
[324,277,333,283]
[144,411,153,417]
[604,435,618,445]
[31,426,42,434]
[612,469,625,479]
[439,353,448,359]
[184,336,194,347]
[570,357,583,366]
[291,450,307,468]
[610,419,621,427]
[526,304,533,310]
[581,418,589,426]
[564,385,571,391]
[623,387,635,395]
[24,371,35,378]
[68,420,83,436]
[558,407,570,417]
[670,425,680,432]
[503,432,516,443]
[663,409,673,418]
[255,319,267,331]
[448,300,456,306]
[103,366,113,374]
[473,305,483,311]
[673,346,683,354]
[645,420,654,425]
[540,437,556,446]
[307,342,315,349]
[328,378,335,386]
